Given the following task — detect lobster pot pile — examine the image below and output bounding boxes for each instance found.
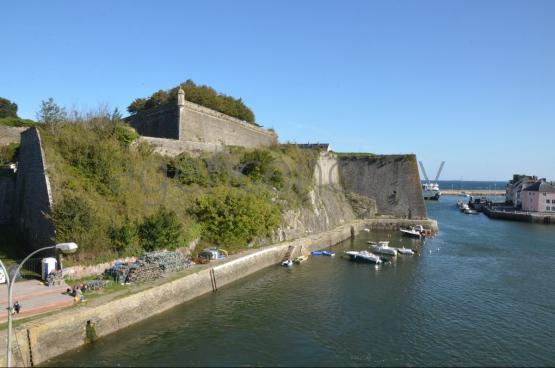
[140,251,193,273]
[105,251,192,284]
[125,261,163,283]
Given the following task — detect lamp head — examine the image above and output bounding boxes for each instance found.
[55,242,78,254]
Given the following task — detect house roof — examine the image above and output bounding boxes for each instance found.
[523,180,555,193]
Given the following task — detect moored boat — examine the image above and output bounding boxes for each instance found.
[400,225,425,238]
[344,250,382,264]
[322,250,335,257]
[397,247,415,255]
[281,259,293,267]
[369,241,397,256]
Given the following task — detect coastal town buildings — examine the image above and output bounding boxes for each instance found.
[505,174,538,208]
[521,179,555,212]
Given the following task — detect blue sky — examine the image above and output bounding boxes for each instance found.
[2,0,554,180]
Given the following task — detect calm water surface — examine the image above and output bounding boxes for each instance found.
[49,197,555,366]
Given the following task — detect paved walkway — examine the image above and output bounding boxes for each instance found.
[0,279,74,323]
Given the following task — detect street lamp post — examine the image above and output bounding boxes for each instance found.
[4,242,77,367]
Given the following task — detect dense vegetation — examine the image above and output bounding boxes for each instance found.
[41,115,317,263]
[0,96,36,127]
[0,143,19,166]
[127,79,256,124]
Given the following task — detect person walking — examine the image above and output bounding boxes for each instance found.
[13,301,21,314]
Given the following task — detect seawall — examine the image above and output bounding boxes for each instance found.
[3,218,437,366]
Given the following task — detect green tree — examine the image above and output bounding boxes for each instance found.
[138,207,184,251]
[37,97,67,124]
[191,187,281,248]
[0,97,18,118]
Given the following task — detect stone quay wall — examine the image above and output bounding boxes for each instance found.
[3,217,438,367]
[338,154,427,220]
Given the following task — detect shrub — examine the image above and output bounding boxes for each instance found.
[191,187,281,248]
[51,194,93,247]
[240,149,276,182]
[114,124,139,146]
[169,153,209,186]
[138,207,184,251]
[109,217,139,254]
[0,117,36,127]
[0,143,19,165]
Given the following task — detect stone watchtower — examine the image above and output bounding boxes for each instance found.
[125,87,278,149]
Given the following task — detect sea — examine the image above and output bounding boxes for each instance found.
[47,186,555,367]
[430,180,507,191]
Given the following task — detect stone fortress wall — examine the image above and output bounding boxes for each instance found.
[126,88,278,151]
[338,154,427,220]
[13,128,56,250]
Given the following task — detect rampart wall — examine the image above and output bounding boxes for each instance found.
[126,100,278,151]
[0,172,15,224]
[0,126,27,146]
[338,154,427,219]
[14,128,55,250]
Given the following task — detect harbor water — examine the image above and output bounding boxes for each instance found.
[48,196,555,367]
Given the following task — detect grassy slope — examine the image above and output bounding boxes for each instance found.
[39,120,318,264]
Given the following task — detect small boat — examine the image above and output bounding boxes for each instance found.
[311,250,323,256]
[464,209,478,215]
[322,250,335,257]
[281,259,293,267]
[344,250,382,264]
[293,255,308,264]
[400,225,425,238]
[370,241,397,256]
[363,228,370,232]
[460,203,470,212]
[397,247,415,255]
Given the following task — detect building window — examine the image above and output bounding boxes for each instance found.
[552,200,555,204]
[547,200,551,204]
[543,192,547,196]
[547,207,551,211]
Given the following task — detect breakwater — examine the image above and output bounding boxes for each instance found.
[1,218,437,366]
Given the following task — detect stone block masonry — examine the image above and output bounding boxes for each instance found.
[338,154,427,220]
[14,128,56,250]
[126,96,278,151]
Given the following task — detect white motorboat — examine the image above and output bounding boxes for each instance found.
[400,225,425,238]
[369,241,397,256]
[397,247,415,255]
[281,259,293,267]
[464,209,478,215]
[344,250,382,264]
[460,203,470,212]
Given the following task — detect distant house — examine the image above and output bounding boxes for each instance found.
[521,179,555,212]
[296,143,331,152]
[506,174,538,208]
